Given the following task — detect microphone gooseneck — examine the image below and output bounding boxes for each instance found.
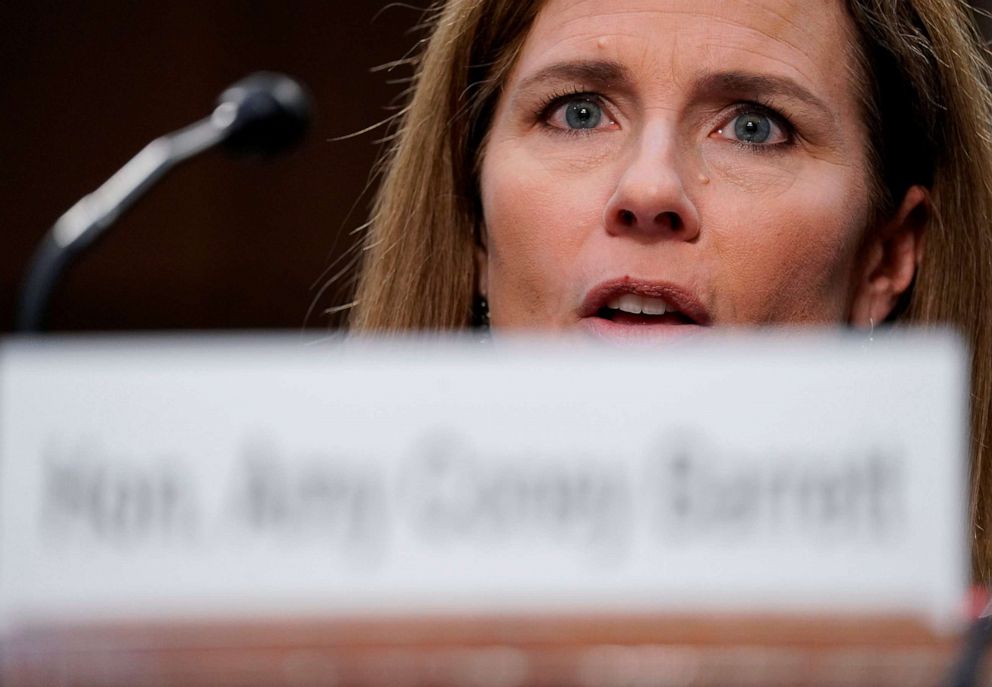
[16,72,312,333]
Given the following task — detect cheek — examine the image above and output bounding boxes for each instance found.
[709,173,869,323]
[480,149,605,327]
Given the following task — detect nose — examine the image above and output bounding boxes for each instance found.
[604,130,700,242]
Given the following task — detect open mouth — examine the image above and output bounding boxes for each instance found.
[578,279,710,342]
[595,294,697,326]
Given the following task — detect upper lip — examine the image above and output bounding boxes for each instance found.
[579,277,712,325]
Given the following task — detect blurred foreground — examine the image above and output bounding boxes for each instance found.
[0,332,978,686]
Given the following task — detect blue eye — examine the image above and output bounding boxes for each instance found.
[541,92,617,134]
[564,98,603,129]
[716,108,788,146]
[734,112,772,143]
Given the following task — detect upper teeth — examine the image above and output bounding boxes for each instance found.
[607,294,669,315]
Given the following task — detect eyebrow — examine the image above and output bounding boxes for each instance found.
[692,71,834,120]
[513,61,834,119]
[515,59,631,95]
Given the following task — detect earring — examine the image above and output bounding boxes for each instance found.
[861,315,875,352]
[473,295,490,330]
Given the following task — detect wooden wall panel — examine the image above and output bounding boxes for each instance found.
[0,1,421,331]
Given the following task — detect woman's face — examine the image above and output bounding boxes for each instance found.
[479,0,919,342]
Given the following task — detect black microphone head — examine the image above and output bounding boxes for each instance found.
[214,72,312,156]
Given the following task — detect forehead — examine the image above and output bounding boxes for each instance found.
[513,0,860,104]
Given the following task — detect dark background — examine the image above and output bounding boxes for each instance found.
[3,2,991,333]
[1,1,421,332]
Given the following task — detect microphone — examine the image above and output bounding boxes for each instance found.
[15,72,312,332]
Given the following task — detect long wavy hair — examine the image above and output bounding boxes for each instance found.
[349,0,992,580]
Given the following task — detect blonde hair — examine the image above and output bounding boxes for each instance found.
[350,0,992,579]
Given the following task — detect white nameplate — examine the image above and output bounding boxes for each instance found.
[0,333,969,632]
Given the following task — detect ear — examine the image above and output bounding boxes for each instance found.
[475,245,489,298]
[474,225,489,299]
[850,185,929,327]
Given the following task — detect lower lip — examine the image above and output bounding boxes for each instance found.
[578,315,706,344]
